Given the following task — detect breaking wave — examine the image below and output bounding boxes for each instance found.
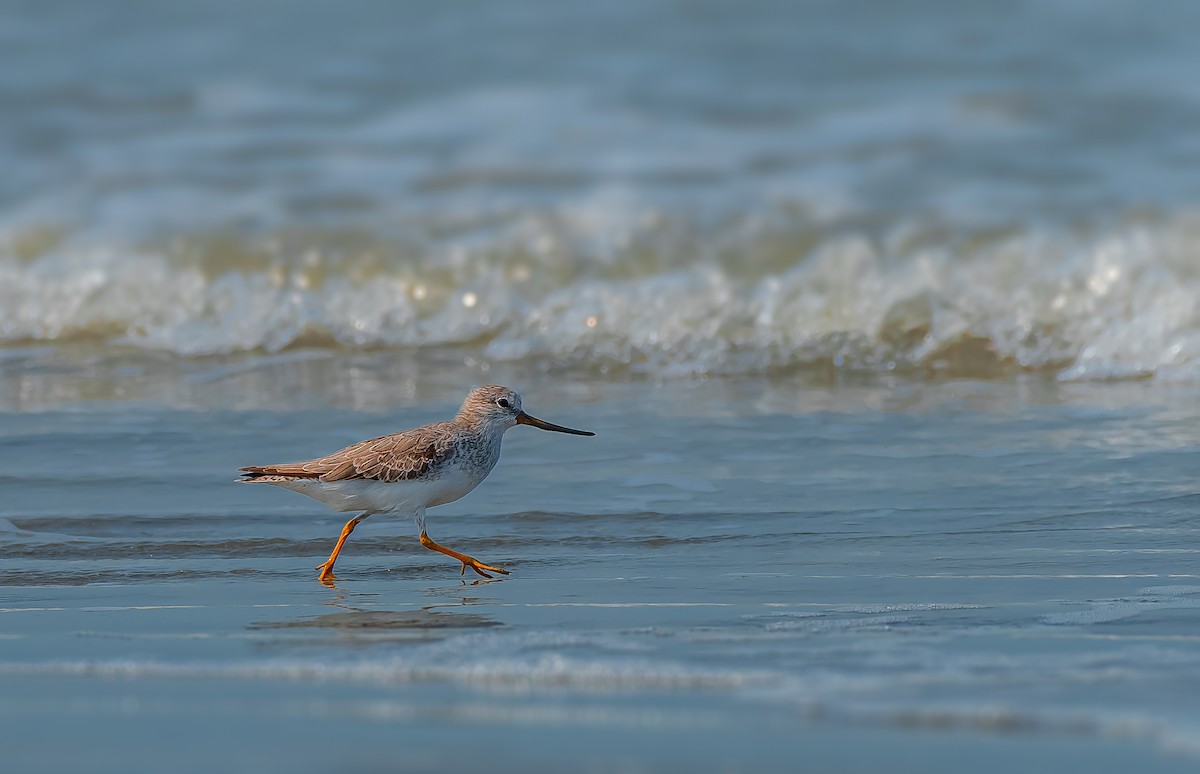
[4,210,1200,380]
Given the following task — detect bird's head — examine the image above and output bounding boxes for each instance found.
[458,385,594,437]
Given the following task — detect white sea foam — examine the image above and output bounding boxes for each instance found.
[6,649,1200,760]
[3,212,1200,380]
[0,655,768,693]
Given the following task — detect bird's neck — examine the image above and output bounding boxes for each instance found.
[455,415,508,438]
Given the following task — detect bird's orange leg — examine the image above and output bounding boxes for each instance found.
[419,531,509,578]
[316,514,366,584]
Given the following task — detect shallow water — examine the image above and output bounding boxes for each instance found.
[3,370,1200,772]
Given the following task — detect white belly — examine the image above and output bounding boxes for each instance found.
[267,465,485,514]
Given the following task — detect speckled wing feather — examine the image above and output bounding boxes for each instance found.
[240,421,459,483]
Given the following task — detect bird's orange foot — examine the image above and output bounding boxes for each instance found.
[315,562,339,586]
[460,557,510,579]
[419,532,510,579]
[419,531,510,578]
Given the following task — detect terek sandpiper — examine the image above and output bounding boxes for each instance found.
[238,385,594,583]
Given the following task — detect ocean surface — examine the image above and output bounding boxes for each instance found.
[3,1,1200,772]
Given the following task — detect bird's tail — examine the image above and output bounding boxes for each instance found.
[237,464,321,483]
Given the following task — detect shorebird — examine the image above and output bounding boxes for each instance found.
[238,385,594,583]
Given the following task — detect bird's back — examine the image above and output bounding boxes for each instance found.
[239,420,460,483]
[238,419,501,513]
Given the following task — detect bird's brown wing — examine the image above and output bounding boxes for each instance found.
[239,422,458,483]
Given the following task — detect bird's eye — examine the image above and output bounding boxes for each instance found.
[496,398,511,409]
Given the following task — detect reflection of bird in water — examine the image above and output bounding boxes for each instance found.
[239,385,594,584]
[251,607,503,635]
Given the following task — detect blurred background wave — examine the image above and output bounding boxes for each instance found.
[4,0,1200,379]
